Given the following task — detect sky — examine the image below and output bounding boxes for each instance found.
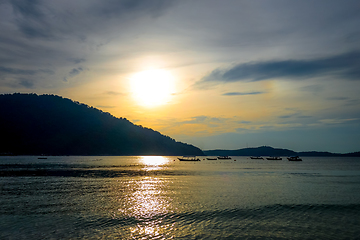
[1,0,360,153]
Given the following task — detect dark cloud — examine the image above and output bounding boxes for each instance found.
[222,91,264,96]
[18,79,34,88]
[93,0,175,19]
[68,58,86,64]
[202,51,360,83]
[69,67,83,77]
[279,115,293,119]
[63,67,84,82]
[327,97,348,101]
[0,66,54,75]
[238,121,251,124]
[6,0,175,40]
[9,0,53,39]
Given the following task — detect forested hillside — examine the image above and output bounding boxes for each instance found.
[0,93,204,156]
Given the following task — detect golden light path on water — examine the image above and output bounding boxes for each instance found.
[123,156,174,238]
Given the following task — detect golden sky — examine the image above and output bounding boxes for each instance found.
[1,0,360,152]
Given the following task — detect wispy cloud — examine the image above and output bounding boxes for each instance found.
[0,66,54,75]
[63,67,85,82]
[319,118,359,124]
[105,91,125,96]
[96,105,115,109]
[222,91,264,96]
[202,51,360,83]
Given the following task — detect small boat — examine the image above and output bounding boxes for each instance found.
[266,156,282,160]
[217,156,231,160]
[178,156,201,161]
[206,157,217,160]
[287,156,302,161]
[38,157,47,159]
[250,156,263,159]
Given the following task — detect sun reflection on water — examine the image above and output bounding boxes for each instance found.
[140,156,169,171]
[118,175,174,238]
[141,156,168,166]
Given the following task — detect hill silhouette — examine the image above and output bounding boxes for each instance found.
[0,93,204,156]
[204,146,360,157]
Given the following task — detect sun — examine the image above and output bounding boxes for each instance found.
[130,69,176,107]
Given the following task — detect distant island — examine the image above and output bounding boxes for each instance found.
[204,146,360,157]
[0,93,204,156]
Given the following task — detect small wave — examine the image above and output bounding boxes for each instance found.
[0,168,192,178]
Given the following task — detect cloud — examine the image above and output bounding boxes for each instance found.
[327,97,348,101]
[202,51,360,83]
[92,0,175,19]
[179,116,228,125]
[222,91,264,96]
[319,118,359,125]
[63,67,84,82]
[6,0,175,40]
[300,84,324,93]
[238,121,251,124]
[0,66,53,75]
[105,91,124,96]
[18,79,34,88]
[96,105,115,109]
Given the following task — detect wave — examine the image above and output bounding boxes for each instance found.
[2,204,359,239]
[74,204,360,239]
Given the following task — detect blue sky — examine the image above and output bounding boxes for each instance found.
[1,0,360,152]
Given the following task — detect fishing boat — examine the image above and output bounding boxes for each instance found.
[178,156,201,161]
[287,156,302,161]
[217,156,231,160]
[250,156,263,159]
[266,156,282,160]
[206,157,217,160]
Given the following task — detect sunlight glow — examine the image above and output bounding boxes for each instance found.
[140,156,168,166]
[130,69,175,107]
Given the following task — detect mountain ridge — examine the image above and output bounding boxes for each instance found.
[204,146,360,157]
[0,93,204,156]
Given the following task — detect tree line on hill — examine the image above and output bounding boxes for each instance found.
[204,146,360,157]
[0,93,204,156]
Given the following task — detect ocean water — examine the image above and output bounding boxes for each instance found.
[1,156,360,239]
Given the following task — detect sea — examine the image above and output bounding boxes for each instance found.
[1,156,360,239]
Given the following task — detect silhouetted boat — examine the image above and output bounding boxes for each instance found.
[206,157,217,160]
[178,156,200,161]
[250,156,263,159]
[287,156,302,161]
[218,156,231,160]
[37,157,47,159]
[266,156,282,160]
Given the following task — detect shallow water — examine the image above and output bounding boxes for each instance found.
[1,156,360,239]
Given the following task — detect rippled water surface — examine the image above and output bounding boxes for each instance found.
[1,156,360,239]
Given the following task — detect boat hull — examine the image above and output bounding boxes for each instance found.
[266,157,282,160]
[178,158,200,161]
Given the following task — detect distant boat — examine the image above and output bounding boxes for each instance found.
[206,157,217,160]
[287,156,302,161]
[218,156,231,160]
[37,157,47,159]
[266,156,282,160]
[250,156,263,159]
[178,156,201,161]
